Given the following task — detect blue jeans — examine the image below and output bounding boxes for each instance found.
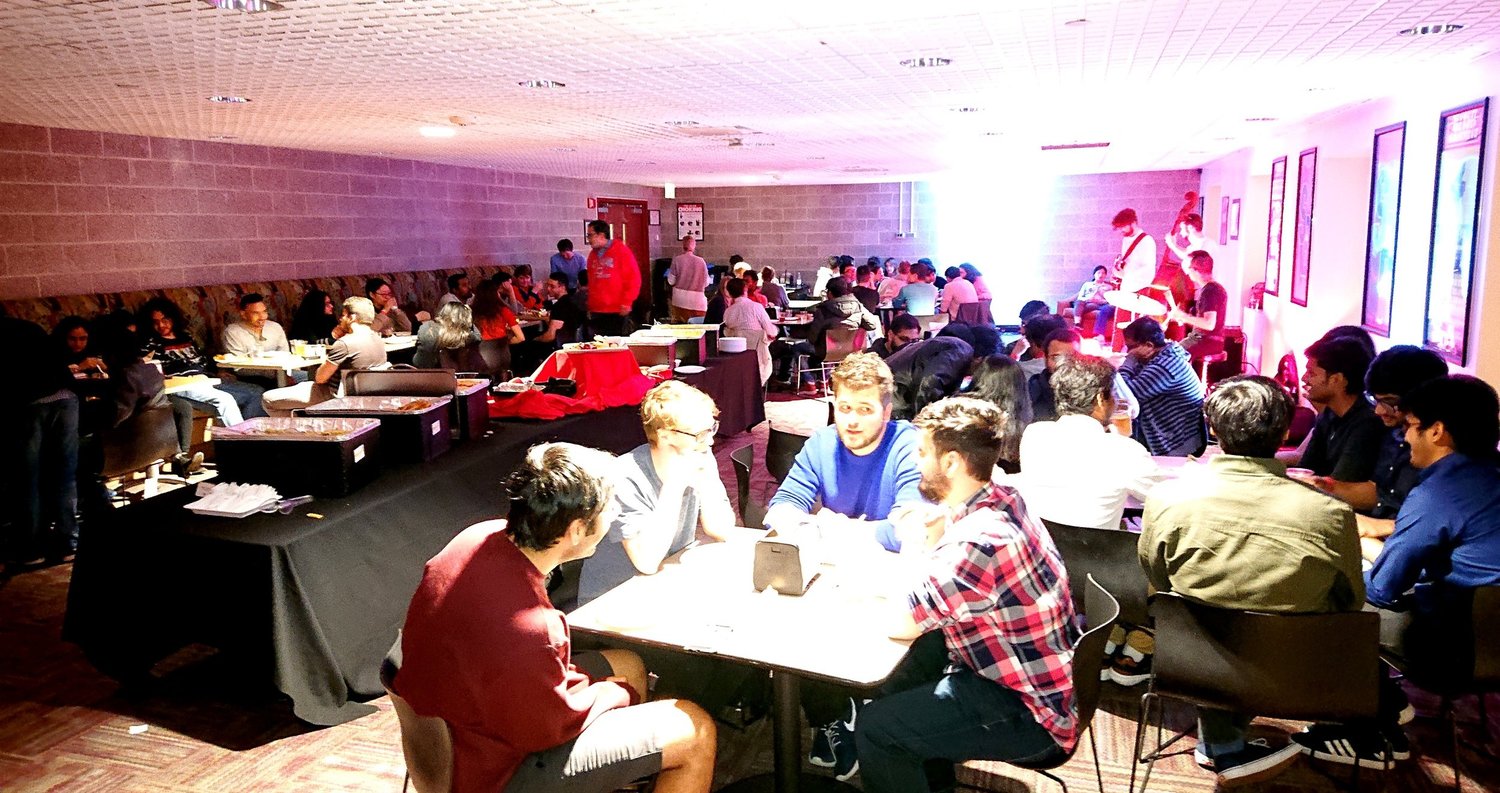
[12,390,80,560]
[857,666,1064,793]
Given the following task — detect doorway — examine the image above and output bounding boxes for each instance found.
[595,198,650,318]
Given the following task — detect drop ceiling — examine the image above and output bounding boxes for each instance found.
[0,0,1496,186]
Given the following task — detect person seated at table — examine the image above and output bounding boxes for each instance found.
[958,263,992,303]
[852,264,881,314]
[439,271,474,308]
[1029,328,1138,423]
[138,297,266,426]
[4,309,81,570]
[1020,354,1158,533]
[1003,299,1053,360]
[961,354,1032,475]
[766,353,924,554]
[221,293,305,388]
[702,281,727,326]
[512,264,544,312]
[365,277,412,337]
[768,277,877,391]
[760,265,790,312]
[262,296,387,415]
[740,269,770,308]
[393,442,717,793]
[1310,346,1447,543]
[471,279,525,344]
[1279,335,1384,482]
[885,323,998,421]
[719,278,778,386]
[1015,313,1068,379]
[1167,251,1228,366]
[413,301,481,369]
[52,315,105,376]
[514,273,586,372]
[870,313,921,359]
[893,262,939,316]
[878,260,910,303]
[1139,375,1377,784]
[1118,318,1204,457]
[578,381,734,607]
[856,396,1078,792]
[91,317,203,478]
[939,266,978,320]
[289,289,338,344]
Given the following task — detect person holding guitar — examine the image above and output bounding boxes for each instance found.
[1111,208,1158,294]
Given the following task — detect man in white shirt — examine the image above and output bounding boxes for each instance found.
[667,235,709,322]
[222,292,304,387]
[938,266,978,320]
[438,272,473,308]
[1111,208,1158,295]
[1017,354,1159,531]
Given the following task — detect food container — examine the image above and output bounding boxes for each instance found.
[453,378,491,441]
[211,417,381,497]
[625,338,675,368]
[717,336,747,353]
[305,396,453,462]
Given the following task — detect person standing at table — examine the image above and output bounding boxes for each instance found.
[551,238,587,290]
[577,381,735,608]
[856,397,1077,793]
[365,277,412,337]
[585,220,640,337]
[222,293,304,388]
[766,352,925,552]
[667,235,709,322]
[262,296,387,415]
[1139,376,1379,784]
[393,442,718,793]
[1118,318,1204,457]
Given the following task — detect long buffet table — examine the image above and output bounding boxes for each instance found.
[62,350,764,725]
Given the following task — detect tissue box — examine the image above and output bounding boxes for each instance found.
[305,396,452,462]
[752,536,820,595]
[211,417,381,497]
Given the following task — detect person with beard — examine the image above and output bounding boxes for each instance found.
[855,397,1077,793]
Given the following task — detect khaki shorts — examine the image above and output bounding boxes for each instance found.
[503,652,665,793]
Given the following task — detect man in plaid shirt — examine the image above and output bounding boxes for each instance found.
[856,396,1079,792]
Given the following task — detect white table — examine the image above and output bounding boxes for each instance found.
[571,528,914,792]
[162,374,222,395]
[215,353,321,387]
[382,335,418,352]
[786,299,820,311]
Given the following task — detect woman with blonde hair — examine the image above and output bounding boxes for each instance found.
[414,301,482,368]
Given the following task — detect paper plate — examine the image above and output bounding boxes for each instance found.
[675,364,706,374]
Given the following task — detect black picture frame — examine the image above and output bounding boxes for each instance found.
[1361,122,1406,338]
[1290,147,1317,307]
[1423,98,1489,365]
[1265,157,1286,295]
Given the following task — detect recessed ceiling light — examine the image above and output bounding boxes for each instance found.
[807,156,826,160]
[664,120,700,127]
[1040,141,1111,150]
[983,131,1004,137]
[1244,117,1278,122]
[899,56,952,68]
[552,147,577,152]
[518,79,566,89]
[207,95,250,104]
[1064,18,1088,27]
[952,107,983,113]
[1399,23,1464,36]
[200,0,284,11]
[418,126,456,138]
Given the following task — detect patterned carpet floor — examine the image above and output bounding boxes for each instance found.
[2,399,1497,791]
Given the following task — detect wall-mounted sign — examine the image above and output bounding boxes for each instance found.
[676,202,704,241]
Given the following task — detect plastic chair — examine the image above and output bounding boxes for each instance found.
[1130,593,1383,793]
[960,575,1120,793]
[380,637,455,793]
[476,338,512,380]
[1042,519,1151,628]
[729,444,767,528]
[954,302,985,325]
[808,326,867,395]
[765,428,809,484]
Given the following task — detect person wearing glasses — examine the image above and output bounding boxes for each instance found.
[576,380,734,609]
[1118,318,1205,457]
[584,220,641,337]
[365,277,412,337]
[1026,327,1138,423]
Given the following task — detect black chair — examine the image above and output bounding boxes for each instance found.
[1130,593,1383,793]
[1392,585,1500,790]
[437,343,484,375]
[99,403,189,498]
[765,427,808,484]
[1042,519,1151,628]
[476,338,512,379]
[729,445,766,528]
[961,575,1120,793]
[343,368,458,397]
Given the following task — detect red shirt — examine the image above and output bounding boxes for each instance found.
[475,306,519,341]
[585,239,641,314]
[394,521,633,793]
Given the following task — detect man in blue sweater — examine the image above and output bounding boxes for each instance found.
[765,352,925,553]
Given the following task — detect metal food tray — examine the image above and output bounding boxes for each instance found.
[210,416,380,443]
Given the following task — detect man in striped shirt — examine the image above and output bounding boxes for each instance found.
[1119,318,1206,456]
[856,397,1078,793]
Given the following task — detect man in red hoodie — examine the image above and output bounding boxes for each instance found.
[393,442,716,793]
[585,219,641,337]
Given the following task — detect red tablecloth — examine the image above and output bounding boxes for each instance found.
[488,348,658,420]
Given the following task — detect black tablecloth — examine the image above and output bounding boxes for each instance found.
[64,407,646,726]
[677,349,765,438]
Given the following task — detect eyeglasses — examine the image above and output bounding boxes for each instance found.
[1364,392,1401,410]
[374,289,393,297]
[666,422,719,444]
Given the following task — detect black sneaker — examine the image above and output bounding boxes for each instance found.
[1291,724,1408,769]
[827,719,859,781]
[808,723,836,768]
[1214,739,1301,786]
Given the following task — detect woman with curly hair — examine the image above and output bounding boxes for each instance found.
[290,289,339,343]
[962,354,1032,474]
[137,296,266,427]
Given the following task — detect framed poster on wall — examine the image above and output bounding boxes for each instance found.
[1424,98,1489,365]
[1362,122,1406,338]
[676,202,704,241]
[1265,157,1287,295]
[1290,147,1317,307]
[1219,196,1230,245]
